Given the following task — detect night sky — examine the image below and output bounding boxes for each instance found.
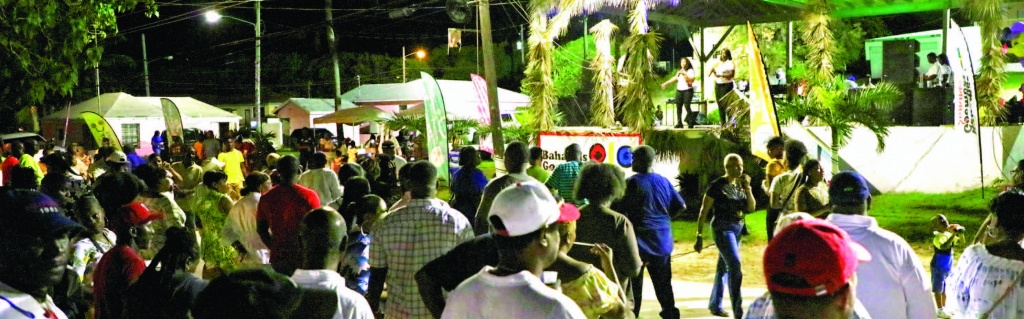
[97,0,952,102]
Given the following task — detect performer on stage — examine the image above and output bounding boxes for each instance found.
[708,49,735,127]
[661,57,698,128]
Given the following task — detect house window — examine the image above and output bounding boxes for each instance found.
[122,123,140,148]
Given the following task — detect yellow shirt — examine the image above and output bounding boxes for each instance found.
[561,267,623,319]
[218,149,245,186]
[764,158,786,190]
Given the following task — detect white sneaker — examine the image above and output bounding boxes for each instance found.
[937,309,951,319]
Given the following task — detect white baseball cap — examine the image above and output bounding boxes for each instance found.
[107,151,128,164]
[488,181,560,237]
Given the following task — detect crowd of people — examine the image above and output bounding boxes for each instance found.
[1,129,1024,319]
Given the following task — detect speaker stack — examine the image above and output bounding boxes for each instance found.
[882,40,919,126]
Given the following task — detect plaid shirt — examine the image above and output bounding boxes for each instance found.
[744,293,873,319]
[545,160,582,204]
[370,198,473,319]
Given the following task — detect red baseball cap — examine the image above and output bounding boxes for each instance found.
[557,203,581,223]
[764,219,871,297]
[121,202,164,226]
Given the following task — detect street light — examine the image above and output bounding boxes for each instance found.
[402,46,427,83]
[205,5,262,130]
[141,33,173,96]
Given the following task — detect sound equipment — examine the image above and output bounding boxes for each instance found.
[446,0,471,23]
[912,88,946,126]
[882,40,920,84]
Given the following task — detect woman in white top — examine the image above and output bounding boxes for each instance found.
[946,191,1024,318]
[938,54,953,87]
[793,159,830,218]
[222,172,272,265]
[661,57,698,128]
[709,49,736,126]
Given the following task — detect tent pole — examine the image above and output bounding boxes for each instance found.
[942,9,950,54]
[787,21,793,69]
[700,27,707,115]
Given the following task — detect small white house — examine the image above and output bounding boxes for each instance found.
[273,98,361,139]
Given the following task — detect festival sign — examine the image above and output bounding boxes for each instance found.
[160,98,185,146]
[746,21,781,160]
[81,111,123,151]
[536,131,643,171]
[948,20,979,134]
[421,72,451,182]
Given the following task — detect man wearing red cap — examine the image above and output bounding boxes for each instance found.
[824,171,935,319]
[746,218,873,319]
[93,202,162,319]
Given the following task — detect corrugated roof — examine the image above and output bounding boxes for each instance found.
[277,98,358,114]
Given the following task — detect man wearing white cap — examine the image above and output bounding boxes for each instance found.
[441,181,585,319]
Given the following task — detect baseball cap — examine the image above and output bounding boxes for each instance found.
[382,140,396,149]
[0,187,83,236]
[829,171,870,205]
[107,150,128,164]
[192,268,337,319]
[764,219,871,297]
[489,181,560,237]
[120,202,164,227]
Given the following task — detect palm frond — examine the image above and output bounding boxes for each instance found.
[963,0,1006,125]
[801,0,834,82]
[523,11,558,131]
[589,20,618,127]
[616,31,661,131]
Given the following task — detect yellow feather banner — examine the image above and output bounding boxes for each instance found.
[747,21,781,161]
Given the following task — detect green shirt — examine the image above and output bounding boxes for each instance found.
[18,154,43,184]
[526,165,551,183]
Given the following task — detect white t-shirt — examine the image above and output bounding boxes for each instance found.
[715,60,735,84]
[223,193,270,265]
[0,281,68,319]
[676,68,696,91]
[298,168,344,207]
[768,169,801,213]
[925,62,942,88]
[940,64,952,86]
[946,244,1024,318]
[442,266,587,319]
[825,214,935,319]
[290,269,374,319]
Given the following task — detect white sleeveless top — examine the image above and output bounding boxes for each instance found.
[676,68,696,91]
[715,60,735,84]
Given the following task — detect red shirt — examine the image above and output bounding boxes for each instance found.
[1,155,19,185]
[257,184,321,272]
[93,245,146,319]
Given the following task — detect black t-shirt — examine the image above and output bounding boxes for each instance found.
[705,177,748,225]
[419,233,498,291]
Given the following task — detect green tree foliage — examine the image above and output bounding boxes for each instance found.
[778,76,903,173]
[723,18,887,81]
[550,36,597,98]
[428,43,514,82]
[0,0,156,111]
[964,0,1006,124]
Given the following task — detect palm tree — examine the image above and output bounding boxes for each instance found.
[801,0,835,82]
[963,0,1006,124]
[589,20,618,127]
[777,76,904,173]
[616,0,660,131]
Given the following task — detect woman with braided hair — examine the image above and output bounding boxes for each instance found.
[124,227,207,319]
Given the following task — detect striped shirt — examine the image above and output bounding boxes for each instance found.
[545,161,583,204]
[370,198,473,319]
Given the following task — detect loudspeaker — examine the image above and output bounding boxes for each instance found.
[882,40,920,84]
[913,88,946,126]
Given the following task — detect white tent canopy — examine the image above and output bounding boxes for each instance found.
[340,79,529,117]
[42,92,242,123]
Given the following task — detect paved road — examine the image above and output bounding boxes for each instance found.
[635,277,767,319]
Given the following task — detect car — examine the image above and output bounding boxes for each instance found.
[0,132,65,156]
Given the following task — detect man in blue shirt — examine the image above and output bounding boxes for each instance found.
[613,145,686,318]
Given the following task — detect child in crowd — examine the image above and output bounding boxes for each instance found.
[931,214,964,318]
[341,194,388,294]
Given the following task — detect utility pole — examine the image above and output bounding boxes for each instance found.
[255,0,262,131]
[326,0,344,139]
[479,0,504,156]
[142,33,150,96]
[403,46,407,83]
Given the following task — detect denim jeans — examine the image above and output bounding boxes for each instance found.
[631,253,680,319]
[709,221,744,318]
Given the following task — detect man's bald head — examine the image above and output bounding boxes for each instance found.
[299,207,348,269]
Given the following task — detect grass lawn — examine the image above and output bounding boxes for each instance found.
[667,187,997,286]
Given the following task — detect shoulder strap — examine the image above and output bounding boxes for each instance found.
[780,173,802,209]
[981,271,1024,319]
